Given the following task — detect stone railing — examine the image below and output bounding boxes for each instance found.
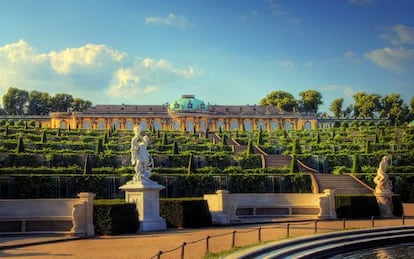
[204,190,336,225]
[0,192,95,236]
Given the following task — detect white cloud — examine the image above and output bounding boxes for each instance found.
[276,60,295,70]
[145,13,188,29]
[0,40,199,104]
[364,47,414,73]
[380,25,414,45]
[48,44,125,75]
[268,0,300,24]
[348,0,375,6]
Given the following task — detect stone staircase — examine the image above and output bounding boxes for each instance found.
[312,174,373,195]
[263,154,291,168]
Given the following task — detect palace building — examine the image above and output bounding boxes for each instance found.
[49,94,318,131]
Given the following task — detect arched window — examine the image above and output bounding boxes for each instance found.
[304,121,312,130]
[217,121,224,131]
[285,121,292,131]
[200,121,206,132]
[83,121,91,129]
[244,121,252,131]
[140,121,147,131]
[173,121,180,130]
[257,121,265,131]
[126,121,133,130]
[154,121,161,131]
[98,121,105,130]
[187,121,194,132]
[231,121,238,130]
[271,121,279,130]
[60,121,67,129]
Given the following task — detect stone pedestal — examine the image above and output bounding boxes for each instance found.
[374,192,394,218]
[120,180,166,232]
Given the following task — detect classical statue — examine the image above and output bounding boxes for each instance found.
[374,156,393,193]
[131,126,154,183]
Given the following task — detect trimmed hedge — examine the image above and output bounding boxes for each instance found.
[93,200,139,235]
[159,198,212,228]
[334,194,404,218]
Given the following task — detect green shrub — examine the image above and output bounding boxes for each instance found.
[159,198,212,228]
[93,200,139,235]
[335,195,380,218]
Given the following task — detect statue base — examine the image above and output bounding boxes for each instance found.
[119,180,166,232]
[374,192,394,218]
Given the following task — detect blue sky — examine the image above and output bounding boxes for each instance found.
[0,0,413,113]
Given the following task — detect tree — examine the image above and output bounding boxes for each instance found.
[16,136,25,153]
[352,92,380,119]
[246,139,254,156]
[260,90,297,112]
[329,98,344,118]
[298,90,323,114]
[187,153,196,174]
[50,93,74,112]
[27,90,51,115]
[72,98,92,112]
[380,94,409,125]
[41,130,47,143]
[95,138,104,154]
[2,87,29,115]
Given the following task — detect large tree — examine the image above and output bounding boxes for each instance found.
[352,92,381,119]
[298,90,323,114]
[260,90,297,112]
[27,90,51,115]
[50,93,74,112]
[329,98,344,118]
[380,94,409,125]
[73,98,92,112]
[2,87,29,115]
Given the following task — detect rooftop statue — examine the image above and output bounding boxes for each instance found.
[374,156,393,193]
[131,126,154,183]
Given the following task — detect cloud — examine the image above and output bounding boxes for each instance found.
[348,0,375,5]
[364,47,414,73]
[106,58,197,99]
[0,40,199,104]
[276,60,295,70]
[48,44,125,75]
[380,25,414,45]
[268,0,300,24]
[145,13,188,29]
[320,85,356,99]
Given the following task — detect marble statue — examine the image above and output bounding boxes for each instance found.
[131,126,154,183]
[374,156,392,193]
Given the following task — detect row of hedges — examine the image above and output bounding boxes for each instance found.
[93,195,405,235]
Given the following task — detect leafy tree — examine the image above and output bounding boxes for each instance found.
[380,94,409,125]
[298,90,323,114]
[172,141,179,154]
[329,98,344,118]
[246,139,253,156]
[187,153,196,174]
[2,87,29,115]
[41,130,47,143]
[352,92,380,119]
[72,98,92,112]
[84,154,92,175]
[50,93,74,112]
[260,90,297,112]
[95,138,104,154]
[27,90,51,115]
[162,133,168,145]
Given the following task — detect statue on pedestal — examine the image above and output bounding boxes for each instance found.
[131,126,154,183]
[374,156,392,193]
[373,155,394,217]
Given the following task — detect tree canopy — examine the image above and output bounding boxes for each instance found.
[2,87,92,115]
[259,90,297,112]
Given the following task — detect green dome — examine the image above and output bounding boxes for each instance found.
[169,95,207,112]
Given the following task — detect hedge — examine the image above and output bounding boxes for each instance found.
[335,195,380,218]
[159,198,212,228]
[93,200,139,235]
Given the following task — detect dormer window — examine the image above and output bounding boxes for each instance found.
[174,102,179,109]
[187,101,193,109]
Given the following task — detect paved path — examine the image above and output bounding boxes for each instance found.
[2,217,414,259]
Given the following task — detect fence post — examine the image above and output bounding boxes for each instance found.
[371,216,375,228]
[314,219,318,233]
[343,218,346,229]
[286,224,290,238]
[156,251,162,259]
[232,230,236,248]
[402,215,405,225]
[258,227,262,242]
[180,242,186,259]
[206,236,210,254]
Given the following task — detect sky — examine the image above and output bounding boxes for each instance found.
[0,0,413,113]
